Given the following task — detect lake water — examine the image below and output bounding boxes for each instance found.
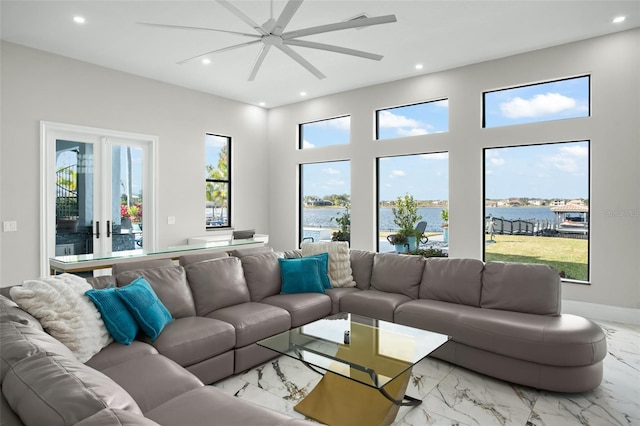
[303,207,557,232]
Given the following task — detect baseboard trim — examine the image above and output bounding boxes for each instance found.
[562,299,640,325]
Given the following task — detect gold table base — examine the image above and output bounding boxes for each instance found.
[294,369,414,426]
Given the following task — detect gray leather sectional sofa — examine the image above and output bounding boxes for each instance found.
[0,247,606,425]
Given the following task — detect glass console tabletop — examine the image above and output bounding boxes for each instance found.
[258,313,448,402]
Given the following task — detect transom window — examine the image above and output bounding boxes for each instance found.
[483,75,590,128]
[376,99,449,140]
[299,116,350,149]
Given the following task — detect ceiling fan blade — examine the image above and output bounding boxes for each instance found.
[216,0,269,36]
[272,0,303,36]
[284,39,383,61]
[176,40,261,64]
[282,14,397,39]
[274,43,325,79]
[137,22,259,38]
[248,44,272,81]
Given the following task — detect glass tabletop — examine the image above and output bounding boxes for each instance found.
[258,313,449,389]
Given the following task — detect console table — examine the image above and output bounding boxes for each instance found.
[49,235,268,274]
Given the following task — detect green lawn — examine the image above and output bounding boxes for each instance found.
[484,234,588,281]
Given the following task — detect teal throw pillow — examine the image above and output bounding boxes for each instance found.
[116,277,173,341]
[304,252,331,289]
[85,287,139,345]
[278,257,326,294]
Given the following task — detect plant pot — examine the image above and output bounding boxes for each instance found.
[394,243,410,254]
[407,236,418,251]
[443,227,449,243]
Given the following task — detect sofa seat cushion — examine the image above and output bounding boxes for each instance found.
[420,258,484,307]
[325,287,360,314]
[206,302,291,348]
[85,341,158,371]
[395,299,607,367]
[185,257,251,316]
[143,316,236,367]
[74,408,162,426]
[370,253,424,299]
[339,289,412,322]
[100,354,203,413]
[261,293,332,327]
[3,351,142,426]
[146,386,313,426]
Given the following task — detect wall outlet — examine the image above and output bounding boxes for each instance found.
[167,216,176,225]
[3,221,17,232]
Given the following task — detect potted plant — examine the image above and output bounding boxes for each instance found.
[391,194,423,251]
[330,205,350,243]
[441,208,449,243]
[386,232,410,253]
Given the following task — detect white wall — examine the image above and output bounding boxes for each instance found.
[0,41,269,286]
[267,29,640,310]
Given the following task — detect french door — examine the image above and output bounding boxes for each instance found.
[41,122,157,276]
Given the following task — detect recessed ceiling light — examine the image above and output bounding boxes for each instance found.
[73,16,85,24]
[415,64,424,70]
[202,58,211,65]
[300,92,307,97]
[259,102,266,107]
[612,16,626,24]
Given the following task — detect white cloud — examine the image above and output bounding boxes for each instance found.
[397,127,429,136]
[389,170,406,178]
[421,153,448,160]
[326,179,345,186]
[545,144,588,173]
[323,167,340,175]
[500,92,577,118]
[559,145,588,157]
[490,157,506,166]
[378,110,421,128]
[302,140,315,149]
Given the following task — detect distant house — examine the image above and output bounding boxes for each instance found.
[508,198,522,207]
[305,197,333,206]
[528,199,543,206]
[552,200,566,206]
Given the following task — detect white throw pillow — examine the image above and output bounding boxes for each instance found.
[301,241,355,288]
[10,273,113,362]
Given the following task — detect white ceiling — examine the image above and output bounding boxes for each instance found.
[2,1,639,108]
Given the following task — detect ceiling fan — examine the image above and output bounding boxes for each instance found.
[139,0,397,81]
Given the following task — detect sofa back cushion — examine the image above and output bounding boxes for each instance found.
[116,266,196,319]
[178,251,228,267]
[481,262,561,315]
[185,257,251,316]
[112,259,174,276]
[240,252,282,302]
[0,294,42,331]
[370,253,424,299]
[3,351,142,426]
[419,258,484,307]
[350,250,375,290]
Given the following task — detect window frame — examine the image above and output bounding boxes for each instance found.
[482,75,591,128]
[205,133,232,230]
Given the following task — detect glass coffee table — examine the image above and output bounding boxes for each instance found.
[258,313,449,426]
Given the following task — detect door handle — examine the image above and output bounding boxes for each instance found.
[95,221,100,239]
[107,220,111,238]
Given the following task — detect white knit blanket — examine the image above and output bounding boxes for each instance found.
[10,273,112,362]
[301,241,355,288]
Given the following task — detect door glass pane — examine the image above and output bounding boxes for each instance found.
[55,140,94,256]
[113,145,144,252]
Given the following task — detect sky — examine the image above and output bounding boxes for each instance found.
[301,76,589,201]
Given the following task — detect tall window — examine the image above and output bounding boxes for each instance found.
[300,161,351,244]
[484,141,590,282]
[483,76,590,128]
[376,99,449,140]
[377,153,449,252]
[299,116,350,149]
[205,133,231,228]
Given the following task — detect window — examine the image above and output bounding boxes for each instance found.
[376,99,448,140]
[484,141,590,282]
[377,153,449,252]
[300,161,351,244]
[299,116,350,149]
[205,133,231,228]
[483,76,590,128]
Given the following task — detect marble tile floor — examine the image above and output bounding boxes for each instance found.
[215,320,639,426]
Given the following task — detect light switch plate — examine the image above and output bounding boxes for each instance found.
[167,216,176,225]
[3,221,17,232]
